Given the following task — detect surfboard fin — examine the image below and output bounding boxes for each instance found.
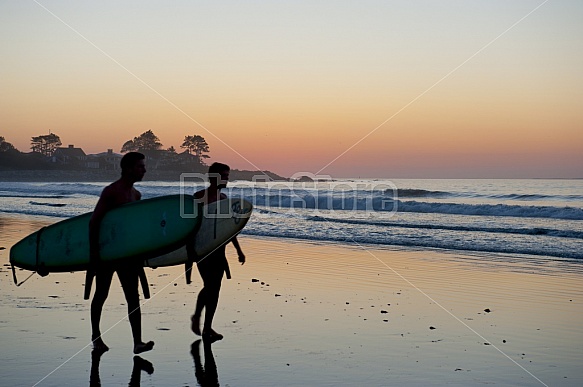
[185,234,196,285]
[138,267,150,299]
[11,263,18,285]
[185,261,193,285]
[84,270,94,300]
[36,265,49,277]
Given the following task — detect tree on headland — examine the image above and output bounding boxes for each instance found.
[181,135,210,165]
[120,130,163,154]
[31,133,62,157]
[1,136,41,169]
[158,146,180,169]
[0,136,16,152]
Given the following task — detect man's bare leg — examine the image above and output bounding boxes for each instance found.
[191,314,201,336]
[91,270,114,352]
[201,286,222,341]
[191,288,206,335]
[119,267,154,355]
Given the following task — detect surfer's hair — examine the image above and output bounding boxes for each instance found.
[208,162,230,175]
[120,152,145,173]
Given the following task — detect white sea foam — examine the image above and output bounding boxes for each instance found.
[2,179,582,259]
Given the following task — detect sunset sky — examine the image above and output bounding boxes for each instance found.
[1,1,581,178]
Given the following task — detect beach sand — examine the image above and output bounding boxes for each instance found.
[1,214,582,386]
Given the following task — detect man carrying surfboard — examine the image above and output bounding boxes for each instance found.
[88,151,154,354]
[190,162,246,341]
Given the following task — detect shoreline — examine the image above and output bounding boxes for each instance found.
[0,169,287,182]
[2,170,582,182]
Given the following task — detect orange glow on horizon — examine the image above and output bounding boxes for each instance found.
[1,1,582,178]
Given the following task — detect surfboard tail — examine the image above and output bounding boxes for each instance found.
[11,263,36,287]
[11,263,18,285]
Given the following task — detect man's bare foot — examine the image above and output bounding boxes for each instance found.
[202,328,223,342]
[92,337,109,352]
[133,341,154,354]
[191,315,201,336]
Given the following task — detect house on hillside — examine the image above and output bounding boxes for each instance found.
[157,149,200,170]
[51,145,87,167]
[87,149,122,170]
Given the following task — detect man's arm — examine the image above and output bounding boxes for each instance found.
[89,187,114,266]
[231,236,245,265]
[85,187,114,299]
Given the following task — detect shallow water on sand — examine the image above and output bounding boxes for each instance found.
[1,216,582,386]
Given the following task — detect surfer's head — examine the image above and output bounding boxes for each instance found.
[208,162,230,189]
[120,152,146,182]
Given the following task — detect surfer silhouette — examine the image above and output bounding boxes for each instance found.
[191,339,219,386]
[189,162,245,341]
[87,152,154,354]
[90,349,154,387]
[129,356,155,386]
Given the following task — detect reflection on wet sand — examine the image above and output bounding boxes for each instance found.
[90,349,153,387]
[192,339,219,387]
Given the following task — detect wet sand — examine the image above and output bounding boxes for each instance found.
[1,214,582,386]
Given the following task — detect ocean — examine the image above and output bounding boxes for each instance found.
[1,178,582,260]
[2,178,583,386]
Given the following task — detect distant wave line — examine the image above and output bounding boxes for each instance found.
[240,228,583,260]
[306,215,583,240]
[0,194,69,199]
[250,195,583,220]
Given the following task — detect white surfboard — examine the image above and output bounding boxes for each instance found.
[144,197,253,268]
